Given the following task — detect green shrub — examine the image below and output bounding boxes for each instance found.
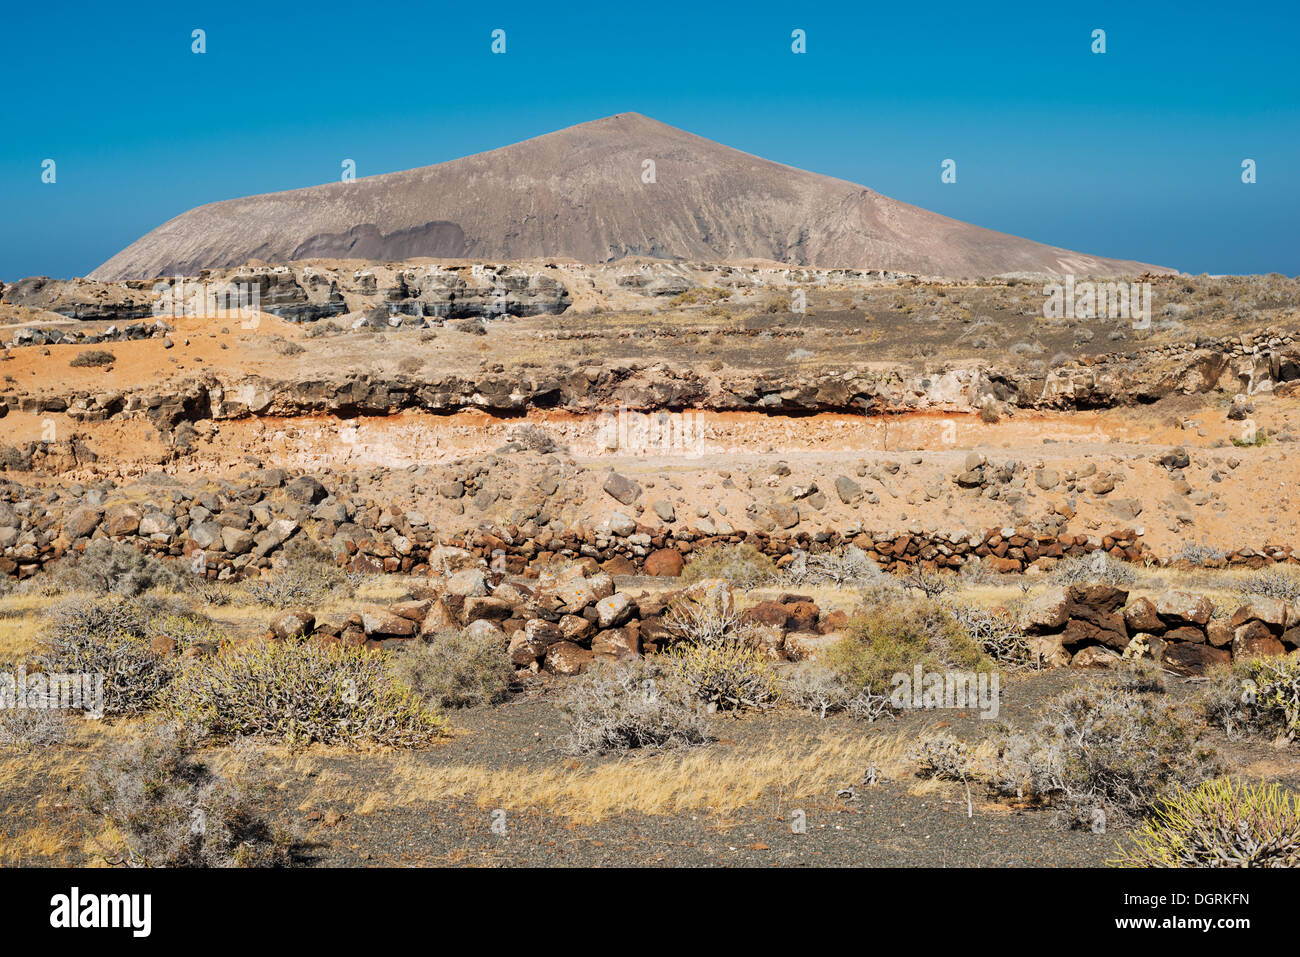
[679,544,778,588]
[1113,778,1300,868]
[391,627,513,709]
[558,658,714,754]
[824,597,991,696]
[165,638,444,748]
[669,286,730,307]
[82,725,294,867]
[666,640,779,712]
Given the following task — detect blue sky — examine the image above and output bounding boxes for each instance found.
[2,0,1296,280]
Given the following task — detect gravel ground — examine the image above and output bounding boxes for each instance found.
[4,667,1298,868]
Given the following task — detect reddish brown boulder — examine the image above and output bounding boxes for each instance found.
[1206,618,1235,648]
[558,614,595,644]
[545,641,593,675]
[270,609,315,641]
[390,599,433,622]
[1163,625,1206,644]
[1230,599,1288,631]
[1123,597,1163,635]
[1071,646,1121,668]
[1163,642,1230,675]
[525,619,564,647]
[742,600,790,628]
[783,600,820,632]
[1233,620,1286,658]
[818,610,850,634]
[644,548,685,576]
[600,554,638,577]
[592,627,640,659]
[362,611,415,638]
[1154,590,1214,628]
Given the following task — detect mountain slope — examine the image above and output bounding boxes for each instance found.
[91,113,1169,280]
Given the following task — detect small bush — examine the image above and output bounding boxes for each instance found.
[900,567,957,600]
[82,725,293,867]
[0,684,69,748]
[1175,542,1227,567]
[825,597,990,696]
[558,658,714,755]
[51,539,177,596]
[505,423,567,455]
[781,663,889,720]
[1050,551,1138,588]
[165,638,444,748]
[680,543,778,588]
[661,595,751,647]
[956,556,1001,587]
[1199,657,1300,742]
[1110,658,1167,694]
[1112,778,1300,868]
[302,320,340,338]
[0,444,32,471]
[669,286,730,307]
[183,575,236,607]
[245,542,356,608]
[989,685,1219,826]
[667,640,780,712]
[391,627,513,709]
[947,601,1030,666]
[69,349,115,368]
[912,731,976,781]
[787,545,885,587]
[36,596,176,716]
[1234,567,1300,604]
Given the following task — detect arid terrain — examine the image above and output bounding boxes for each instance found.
[2,256,1299,870]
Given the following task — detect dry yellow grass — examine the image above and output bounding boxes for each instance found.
[295,730,911,824]
[0,821,76,864]
[0,718,145,866]
[0,613,41,665]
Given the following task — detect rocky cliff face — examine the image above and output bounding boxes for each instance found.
[11,328,1295,426]
[4,262,574,325]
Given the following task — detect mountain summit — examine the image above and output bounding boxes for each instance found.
[92,113,1167,280]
